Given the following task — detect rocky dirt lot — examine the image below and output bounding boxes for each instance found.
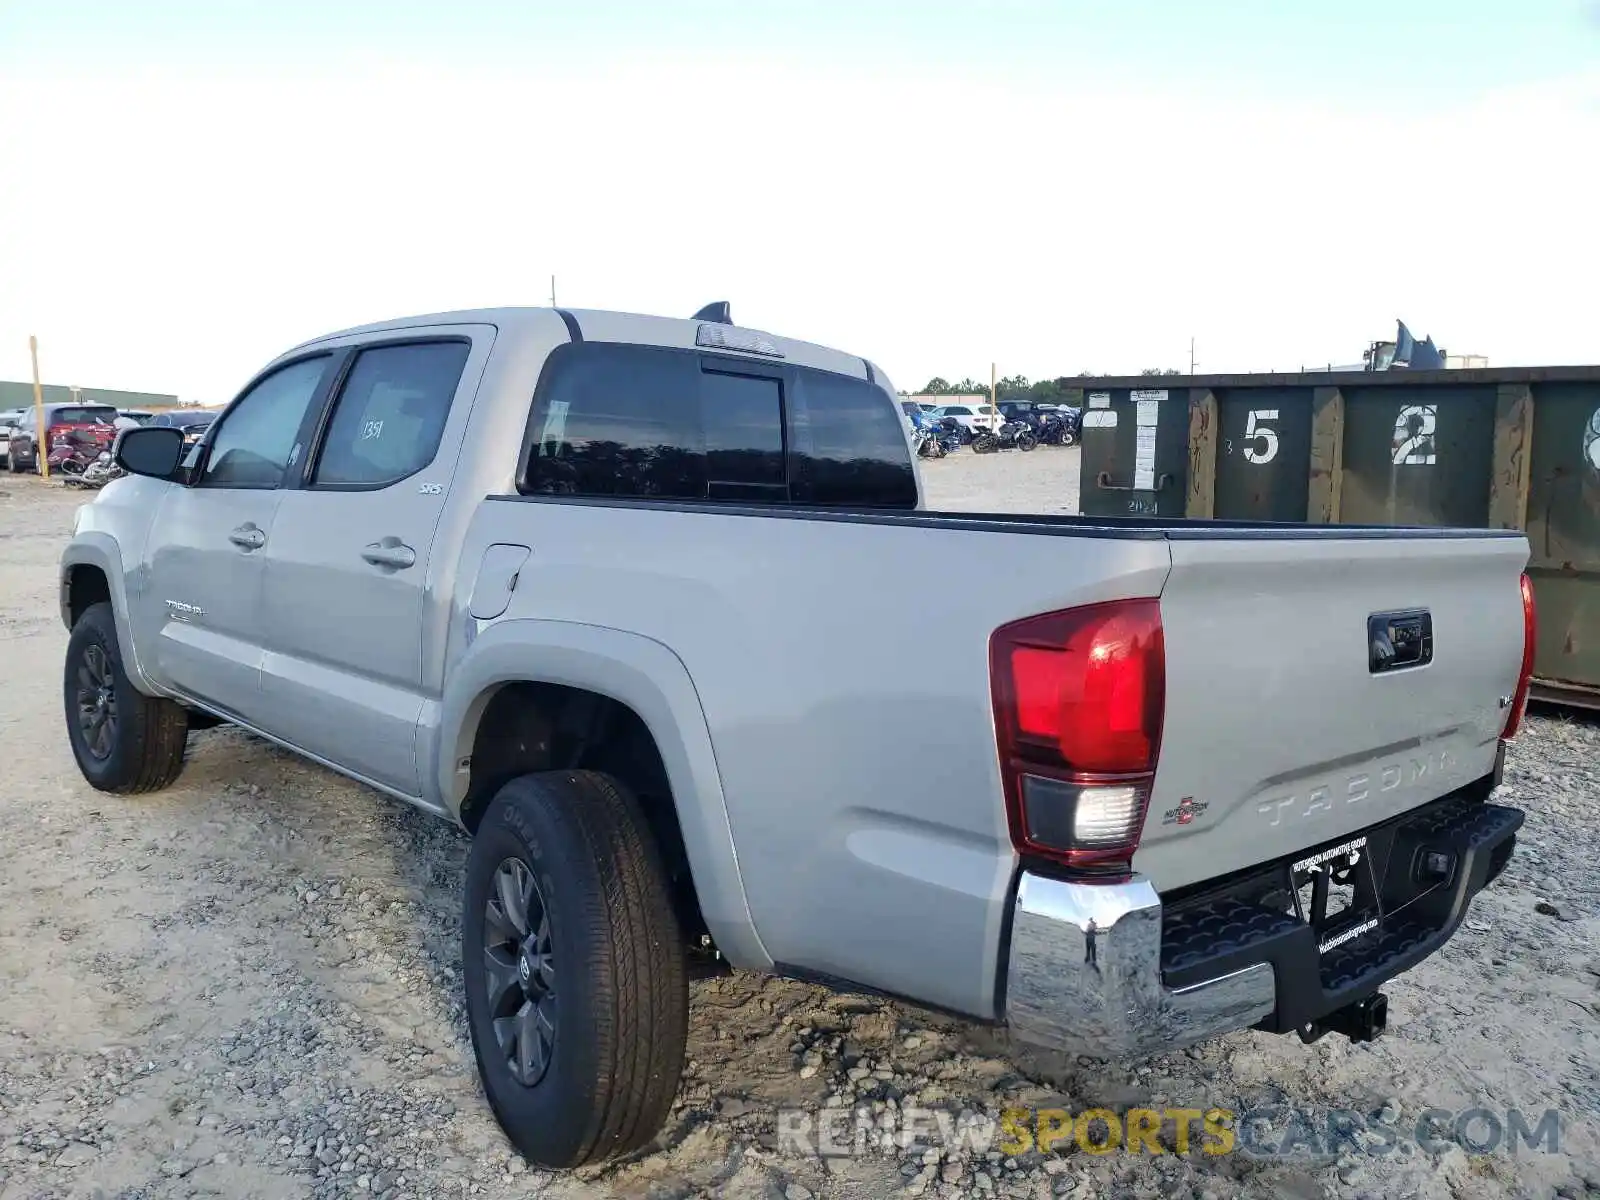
[1,449,1597,1200]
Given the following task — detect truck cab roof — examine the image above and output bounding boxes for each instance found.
[285,305,890,392]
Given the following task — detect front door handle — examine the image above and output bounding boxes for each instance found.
[228,525,266,551]
[361,538,416,570]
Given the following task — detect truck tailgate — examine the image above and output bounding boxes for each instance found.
[1134,531,1529,893]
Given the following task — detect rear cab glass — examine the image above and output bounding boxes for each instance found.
[519,342,916,507]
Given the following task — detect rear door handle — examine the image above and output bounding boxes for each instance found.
[362,539,416,570]
[228,525,266,551]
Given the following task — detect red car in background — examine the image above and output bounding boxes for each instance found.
[5,403,119,473]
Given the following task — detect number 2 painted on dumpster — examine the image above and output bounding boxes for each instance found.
[1392,404,1438,466]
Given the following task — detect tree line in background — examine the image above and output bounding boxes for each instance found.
[904,367,1182,405]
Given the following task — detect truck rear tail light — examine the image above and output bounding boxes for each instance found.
[991,599,1165,873]
[1501,572,1537,740]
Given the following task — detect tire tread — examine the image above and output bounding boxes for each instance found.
[467,769,687,1168]
[66,602,187,794]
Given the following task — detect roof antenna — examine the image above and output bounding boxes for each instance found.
[693,301,733,325]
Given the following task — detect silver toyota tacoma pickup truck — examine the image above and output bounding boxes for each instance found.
[60,303,1536,1168]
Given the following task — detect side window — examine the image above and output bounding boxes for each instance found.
[788,372,918,508]
[947,406,972,417]
[526,344,705,499]
[313,341,471,488]
[200,356,329,488]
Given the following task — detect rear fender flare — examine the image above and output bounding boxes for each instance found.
[432,617,771,969]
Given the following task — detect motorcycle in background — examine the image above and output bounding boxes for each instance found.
[973,420,1038,454]
[75,451,126,489]
[49,429,125,489]
[47,429,103,480]
[937,416,974,446]
[912,426,947,459]
[1037,409,1078,447]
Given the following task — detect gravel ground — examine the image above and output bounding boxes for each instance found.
[1,448,1597,1200]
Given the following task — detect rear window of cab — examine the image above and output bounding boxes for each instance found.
[520,342,917,508]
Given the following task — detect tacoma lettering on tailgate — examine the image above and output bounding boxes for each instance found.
[1256,748,1456,828]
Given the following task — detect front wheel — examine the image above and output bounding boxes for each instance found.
[63,602,188,792]
[973,435,998,454]
[464,770,688,1168]
[1061,430,1077,447]
[1017,431,1039,451]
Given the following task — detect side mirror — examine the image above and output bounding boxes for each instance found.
[115,426,186,479]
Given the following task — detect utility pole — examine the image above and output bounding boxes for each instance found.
[550,276,557,308]
[1189,337,1197,375]
[29,335,49,480]
[990,362,998,430]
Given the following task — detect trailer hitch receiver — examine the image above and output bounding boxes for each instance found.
[1298,991,1388,1045]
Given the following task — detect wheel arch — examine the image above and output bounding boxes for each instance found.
[430,617,770,970]
[60,535,159,694]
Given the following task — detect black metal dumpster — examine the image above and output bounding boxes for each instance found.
[1065,366,1600,707]
[1076,385,1193,520]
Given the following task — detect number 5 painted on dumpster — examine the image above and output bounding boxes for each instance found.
[1243,410,1279,464]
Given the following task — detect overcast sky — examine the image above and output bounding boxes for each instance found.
[1,1,1597,402]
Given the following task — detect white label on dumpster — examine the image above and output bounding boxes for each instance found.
[1083,411,1117,428]
[1132,390,1167,414]
[1131,391,1164,490]
[1082,391,1116,428]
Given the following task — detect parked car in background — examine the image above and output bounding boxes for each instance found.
[6,403,120,473]
[0,410,22,469]
[998,400,1061,430]
[145,408,221,447]
[117,409,156,426]
[930,402,1001,433]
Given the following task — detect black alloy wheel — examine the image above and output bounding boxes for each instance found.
[482,856,558,1086]
[74,642,118,760]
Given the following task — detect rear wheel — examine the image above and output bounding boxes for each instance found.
[464,770,688,1168]
[973,434,998,454]
[63,602,188,793]
[1061,430,1076,447]
[1018,431,1039,451]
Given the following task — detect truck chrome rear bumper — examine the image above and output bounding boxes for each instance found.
[1004,873,1276,1057]
[1004,792,1523,1057]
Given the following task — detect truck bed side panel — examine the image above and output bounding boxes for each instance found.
[451,499,1172,1019]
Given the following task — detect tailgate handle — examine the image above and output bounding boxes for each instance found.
[1369,609,1433,674]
